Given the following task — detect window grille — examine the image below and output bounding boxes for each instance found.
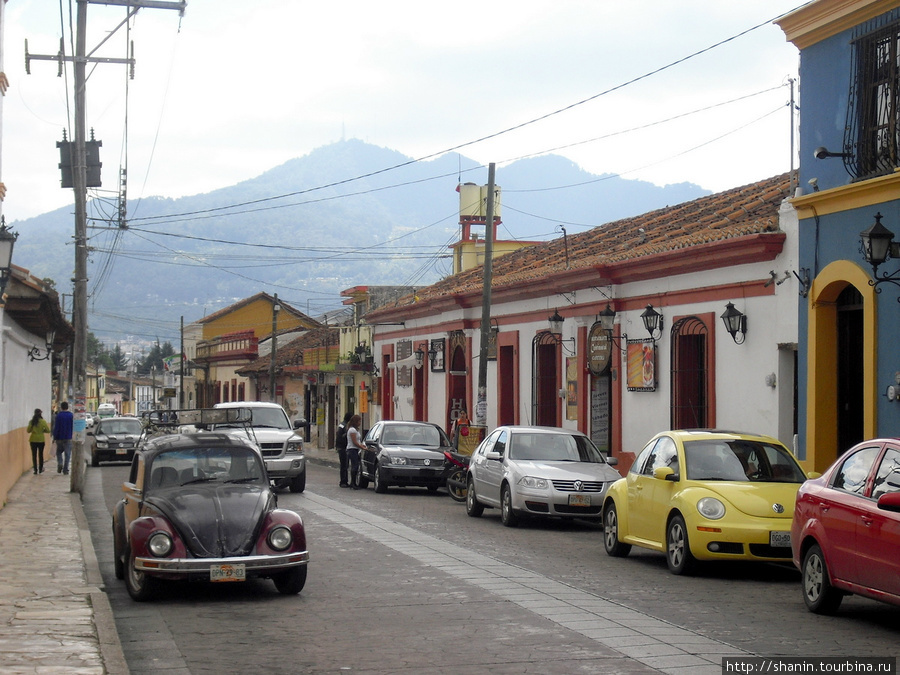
[845,12,900,180]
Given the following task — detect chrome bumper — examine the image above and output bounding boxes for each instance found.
[135,550,309,575]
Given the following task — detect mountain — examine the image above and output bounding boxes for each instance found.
[8,140,708,345]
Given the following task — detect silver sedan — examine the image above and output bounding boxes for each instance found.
[466,426,621,527]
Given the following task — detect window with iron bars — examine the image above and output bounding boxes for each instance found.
[845,14,900,180]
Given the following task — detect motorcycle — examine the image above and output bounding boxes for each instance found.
[443,450,470,502]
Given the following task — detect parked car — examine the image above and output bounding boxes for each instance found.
[356,420,453,493]
[602,429,809,574]
[465,426,621,527]
[111,408,309,601]
[212,402,307,493]
[89,416,144,466]
[791,438,900,614]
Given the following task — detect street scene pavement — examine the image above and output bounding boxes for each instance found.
[2,446,897,674]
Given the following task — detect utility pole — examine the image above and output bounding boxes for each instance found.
[27,0,187,494]
[269,294,279,402]
[475,164,496,428]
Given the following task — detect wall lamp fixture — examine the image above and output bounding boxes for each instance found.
[0,216,18,300]
[596,303,628,350]
[860,212,900,295]
[547,310,576,353]
[814,146,851,160]
[29,328,56,362]
[640,304,664,341]
[720,303,747,345]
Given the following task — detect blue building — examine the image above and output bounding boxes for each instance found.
[778,0,900,471]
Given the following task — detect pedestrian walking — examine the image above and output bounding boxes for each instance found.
[27,408,51,474]
[52,401,74,475]
[335,411,352,488]
[346,414,366,490]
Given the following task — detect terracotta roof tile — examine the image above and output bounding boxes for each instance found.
[372,173,790,313]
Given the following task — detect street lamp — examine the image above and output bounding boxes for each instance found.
[720,303,748,345]
[640,305,664,341]
[28,328,57,361]
[860,212,900,294]
[0,216,18,300]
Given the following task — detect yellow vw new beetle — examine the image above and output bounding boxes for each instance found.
[602,430,809,575]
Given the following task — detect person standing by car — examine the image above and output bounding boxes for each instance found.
[347,414,366,490]
[27,408,51,474]
[52,401,74,475]
[335,412,352,488]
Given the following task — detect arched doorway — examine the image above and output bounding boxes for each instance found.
[837,285,864,453]
[447,336,468,432]
[532,331,560,426]
[670,316,711,429]
[807,261,877,472]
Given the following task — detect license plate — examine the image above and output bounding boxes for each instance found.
[210,563,246,582]
[568,494,591,507]
[115,447,127,455]
[770,531,791,547]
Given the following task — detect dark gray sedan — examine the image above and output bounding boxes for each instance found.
[356,420,453,493]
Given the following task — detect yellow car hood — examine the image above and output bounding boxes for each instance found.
[700,481,800,519]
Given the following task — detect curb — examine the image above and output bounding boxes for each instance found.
[72,491,130,675]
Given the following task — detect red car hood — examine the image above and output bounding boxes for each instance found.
[147,485,273,558]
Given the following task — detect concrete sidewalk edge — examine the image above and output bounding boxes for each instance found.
[72,491,130,675]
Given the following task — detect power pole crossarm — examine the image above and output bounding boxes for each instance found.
[89,0,187,13]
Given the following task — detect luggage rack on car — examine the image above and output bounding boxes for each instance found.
[140,407,260,446]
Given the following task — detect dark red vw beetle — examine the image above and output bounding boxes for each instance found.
[112,408,309,601]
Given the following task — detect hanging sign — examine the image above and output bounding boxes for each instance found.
[587,321,612,376]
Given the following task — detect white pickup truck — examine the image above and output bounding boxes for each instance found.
[212,402,307,493]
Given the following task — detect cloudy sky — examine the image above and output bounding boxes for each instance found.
[4,1,804,222]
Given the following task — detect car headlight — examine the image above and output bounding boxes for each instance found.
[390,456,408,465]
[518,476,548,489]
[697,497,726,520]
[267,525,293,551]
[147,532,174,557]
[286,440,304,454]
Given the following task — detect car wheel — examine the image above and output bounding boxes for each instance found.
[666,514,696,575]
[124,546,157,602]
[500,484,520,527]
[91,451,100,468]
[374,463,388,493]
[802,544,844,614]
[273,566,307,595]
[603,502,632,557]
[355,471,370,490]
[289,472,306,493]
[465,476,484,517]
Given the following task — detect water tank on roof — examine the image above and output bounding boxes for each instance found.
[459,183,501,219]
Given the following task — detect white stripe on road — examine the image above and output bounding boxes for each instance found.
[298,491,750,675]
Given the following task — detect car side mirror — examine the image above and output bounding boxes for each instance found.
[653,466,677,481]
[605,456,618,466]
[877,491,900,513]
[485,451,502,461]
[293,418,309,430]
[806,471,821,479]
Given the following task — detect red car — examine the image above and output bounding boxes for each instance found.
[791,438,900,614]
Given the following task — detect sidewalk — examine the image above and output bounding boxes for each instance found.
[0,446,340,674]
[0,458,127,674]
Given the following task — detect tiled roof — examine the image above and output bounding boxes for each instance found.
[197,292,318,326]
[236,326,341,374]
[368,172,791,315]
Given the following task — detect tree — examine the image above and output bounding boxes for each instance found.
[139,340,176,374]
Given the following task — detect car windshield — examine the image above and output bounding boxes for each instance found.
[684,440,806,482]
[215,407,290,430]
[380,424,446,447]
[98,420,142,436]
[509,432,606,463]
[148,446,265,488]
